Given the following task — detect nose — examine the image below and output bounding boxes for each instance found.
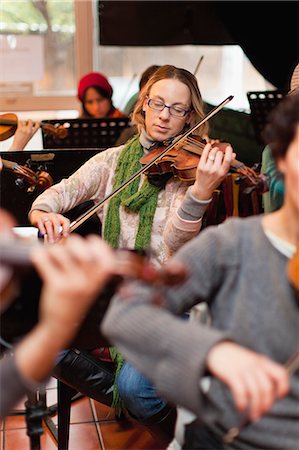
[158,105,171,120]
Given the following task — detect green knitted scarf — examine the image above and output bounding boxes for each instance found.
[103,135,160,251]
[104,135,161,414]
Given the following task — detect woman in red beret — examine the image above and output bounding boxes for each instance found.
[78,71,126,119]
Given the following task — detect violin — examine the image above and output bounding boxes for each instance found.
[1,158,53,192]
[140,135,261,186]
[0,113,68,142]
[0,238,187,349]
[68,96,235,233]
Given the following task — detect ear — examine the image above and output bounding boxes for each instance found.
[142,97,148,112]
[186,109,195,123]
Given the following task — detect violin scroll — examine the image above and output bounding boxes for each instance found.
[41,123,68,140]
[1,158,53,192]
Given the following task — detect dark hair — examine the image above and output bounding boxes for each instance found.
[81,85,113,118]
[262,92,299,161]
[139,65,161,90]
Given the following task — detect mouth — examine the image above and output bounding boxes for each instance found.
[154,124,170,133]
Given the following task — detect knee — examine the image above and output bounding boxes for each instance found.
[117,363,145,403]
[117,363,166,420]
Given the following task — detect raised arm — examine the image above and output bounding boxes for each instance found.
[8,119,40,151]
[164,143,235,255]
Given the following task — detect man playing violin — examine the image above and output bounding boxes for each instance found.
[28,65,235,442]
[102,92,299,449]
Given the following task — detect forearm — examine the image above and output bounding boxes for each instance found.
[1,321,77,418]
[102,298,228,415]
[164,187,211,255]
[14,321,77,383]
[29,184,69,219]
[177,186,212,220]
[29,152,108,221]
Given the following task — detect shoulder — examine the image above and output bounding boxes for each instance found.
[210,215,264,247]
[262,145,275,168]
[86,144,126,164]
[180,216,263,263]
[110,109,127,118]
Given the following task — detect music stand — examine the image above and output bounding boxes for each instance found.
[41,117,130,149]
[247,90,286,144]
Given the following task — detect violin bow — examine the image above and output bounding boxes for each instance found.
[223,349,299,445]
[193,55,204,77]
[118,73,138,111]
[69,95,234,233]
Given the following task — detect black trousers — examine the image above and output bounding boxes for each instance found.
[52,348,114,406]
[183,421,224,450]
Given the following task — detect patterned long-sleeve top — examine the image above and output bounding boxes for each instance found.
[30,131,210,266]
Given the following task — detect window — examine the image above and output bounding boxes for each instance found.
[0,0,94,112]
[97,45,275,113]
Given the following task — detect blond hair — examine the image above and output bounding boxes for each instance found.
[132,65,208,138]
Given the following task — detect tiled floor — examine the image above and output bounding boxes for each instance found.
[1,378,164,450]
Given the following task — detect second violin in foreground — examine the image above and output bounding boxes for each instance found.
[0,237,188,350]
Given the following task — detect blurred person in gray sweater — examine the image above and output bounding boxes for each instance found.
[102,93,299,449]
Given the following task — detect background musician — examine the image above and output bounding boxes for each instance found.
[261,62,299,212]
[77,71,126,119]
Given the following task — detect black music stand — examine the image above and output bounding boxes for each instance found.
[42,117,130,149]
[247,90,286,144]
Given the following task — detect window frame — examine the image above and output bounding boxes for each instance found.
[0,1,94,112]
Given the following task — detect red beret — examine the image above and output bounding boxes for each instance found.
[77,72,113,101]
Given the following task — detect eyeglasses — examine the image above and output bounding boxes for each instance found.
[147,98,191,118]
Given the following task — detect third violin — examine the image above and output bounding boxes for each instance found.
[0,113,68,142]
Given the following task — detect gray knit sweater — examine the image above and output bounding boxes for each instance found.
[102,216,299,449]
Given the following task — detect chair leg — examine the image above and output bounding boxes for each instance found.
[57,380,77,450]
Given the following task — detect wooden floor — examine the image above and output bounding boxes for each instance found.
[0,378,164,450]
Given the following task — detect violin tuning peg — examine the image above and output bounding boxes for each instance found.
[15,178,25,189]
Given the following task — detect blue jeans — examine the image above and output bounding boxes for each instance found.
[117,362,167,420]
